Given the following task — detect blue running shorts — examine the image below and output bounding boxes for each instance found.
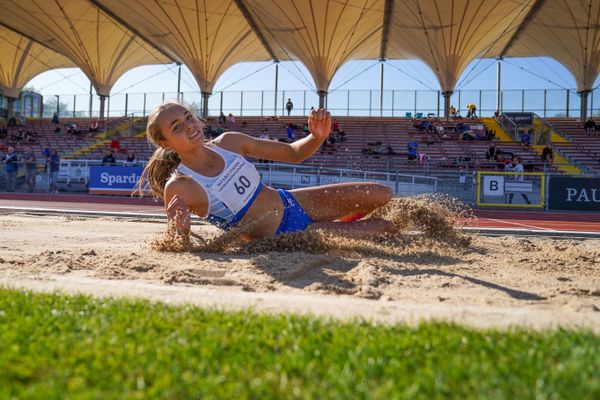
[275,189,313,234]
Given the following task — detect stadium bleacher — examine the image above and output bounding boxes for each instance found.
[1,115,571,174]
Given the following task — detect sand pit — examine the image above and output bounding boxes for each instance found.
[1,210,599,332]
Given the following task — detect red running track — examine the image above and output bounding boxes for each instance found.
[1,193,600,233]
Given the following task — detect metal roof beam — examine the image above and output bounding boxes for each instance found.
[499,0,547,58]
[380,0,394,60]
[234,0,279,62]
[86,0,177,63]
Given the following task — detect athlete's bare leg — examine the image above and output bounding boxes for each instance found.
[290,182,393,222]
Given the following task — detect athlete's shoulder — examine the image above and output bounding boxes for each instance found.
[164,173,207,209]
[211,131,251,154]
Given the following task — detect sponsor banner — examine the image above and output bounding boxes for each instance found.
[548,177,600,211]
[504,112,533,125]
[89,166,143,195]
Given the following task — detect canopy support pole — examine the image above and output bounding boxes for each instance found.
[99,95,107,121]
[496,59,502,114]
[318,90,327,109]
[579,90,590,123]
[7,97,15,118]
[274,63,279,116]
[380,62,385,117]
[201,92,210,119]
[442,91,453,120]
[176,63,182,101]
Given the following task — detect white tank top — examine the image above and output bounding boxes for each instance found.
[176,145,262,230]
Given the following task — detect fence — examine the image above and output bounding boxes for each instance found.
[28,88,600,119]
[2,160,597,211]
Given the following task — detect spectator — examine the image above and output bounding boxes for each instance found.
[124,151,137,166]
[337,129,346,142]
[7,116,17,127]
[486,142,499,161]
[286,98,293,116]
[302,123,310,134]
[51,113,60,125]
[407,140,418,162]
[89,120,99,132]
[584,118,596,135]
[2,146,19,192]
[227,113,236,125]
[110,136,121,152]
[520,130,531,148]
[218,112,226,126]
[286,124,295,142]
[541,144,554,163]
[332,118,340,133]
[47,149,60,194]
[23,146,37,193]
[0,124,7,139]
[506,157,531,205]
[449,105,457,118]
[466,103,477,118]
[102,150,116,166]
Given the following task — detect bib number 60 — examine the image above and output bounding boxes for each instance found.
[234,175,251,195]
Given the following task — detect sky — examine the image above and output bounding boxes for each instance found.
[24,57,600,118]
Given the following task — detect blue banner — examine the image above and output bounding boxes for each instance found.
[89,166,143,194]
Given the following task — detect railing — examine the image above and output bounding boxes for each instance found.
[6,88,596,119]
[500,114,519,141]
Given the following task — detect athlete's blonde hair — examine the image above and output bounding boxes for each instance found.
[136,100,204,199]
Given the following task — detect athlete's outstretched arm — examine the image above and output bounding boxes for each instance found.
[216,108,331,163]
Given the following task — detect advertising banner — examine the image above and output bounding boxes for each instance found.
[88,166,143,195]
[548,177,600,211]
[504,112,533,125]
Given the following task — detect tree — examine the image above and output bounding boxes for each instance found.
[42,96,70,118]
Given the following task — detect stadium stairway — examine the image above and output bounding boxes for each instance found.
[66,117,146,159]
[482,117,581,174]
[481,118,512,142]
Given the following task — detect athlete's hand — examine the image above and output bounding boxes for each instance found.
[308,108,332,141]
[166,195,191,235]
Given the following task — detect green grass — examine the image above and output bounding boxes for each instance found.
[0,288,598,399]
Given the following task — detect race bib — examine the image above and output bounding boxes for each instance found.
[209,157,260,213]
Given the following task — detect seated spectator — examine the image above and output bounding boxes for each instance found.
[124,151,137,166]
[385,146,396,155]
[7,116,17,127]
[337,129,346,142]
[407,140,418,162]
[520,130,531,148]
[110,137,121,152]
[218,112,226,126]
[23,130,36,143]
[584,118,596,134]
[286,124,295,142]
[541,144,554,163]
[485,142,499,161]
[459,129,487,141]
[89,120,99,132]
[302,123,310,134]
[227,113,236,125]
[102,150,116,166]
[51,113,60,125]
[332,119,340,133]
[0,124,7,139]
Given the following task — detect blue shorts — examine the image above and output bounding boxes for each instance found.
[276,189,313,235]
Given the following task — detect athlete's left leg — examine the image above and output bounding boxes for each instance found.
[290,182,393,222]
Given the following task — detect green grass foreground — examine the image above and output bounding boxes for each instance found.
[0,289,598,399]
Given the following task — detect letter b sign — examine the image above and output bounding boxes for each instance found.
[483,175,505,196]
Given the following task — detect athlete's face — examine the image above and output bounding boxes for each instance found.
[158,105,205,151]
